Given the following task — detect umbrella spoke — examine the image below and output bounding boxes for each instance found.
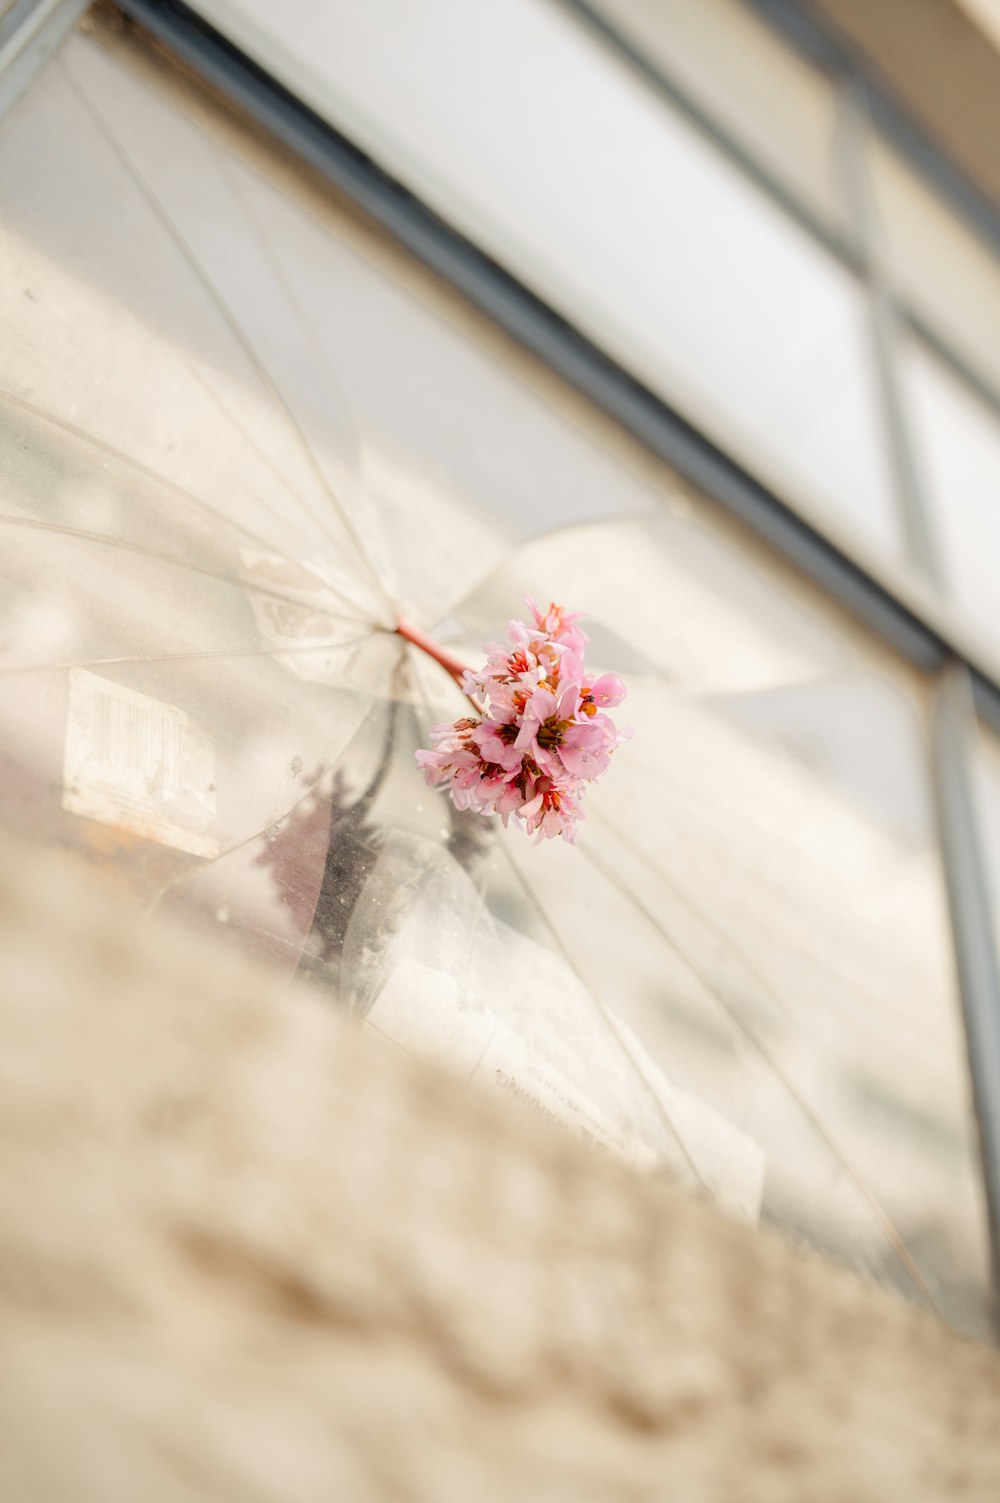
[207,150,386,550]
[584,810,941,1313]
[441,515,651,620]
[180,362,374,615]
[0,387,332,598]
[615,720,954,1044]
[0,512,375,622]
[405,639,746,1195]
[143,683,400,913]
[0,635,376,678]
[490,834,713,1196]
[0,387,375,625]
[59,54,396,623]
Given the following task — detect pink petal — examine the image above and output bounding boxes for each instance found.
[589,673,626,708]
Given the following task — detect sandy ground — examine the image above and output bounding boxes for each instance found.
[0,829,999,1502]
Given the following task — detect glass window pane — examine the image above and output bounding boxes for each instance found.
[900,336,1000,661]
[586,0,845,228]
[0,23,989,1337]
[187,0,902,562]
[870,135,1000,397]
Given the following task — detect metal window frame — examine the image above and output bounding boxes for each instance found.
[832,73,943,588]
[932,665,1000,1309]
[750,0,1000,267]
[98,0,965,678]
[564,1,1000,591]
[557,1,1000,697]
[0,0,88,118]
[3,0,1000,1324]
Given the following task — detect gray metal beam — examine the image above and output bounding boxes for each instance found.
[750,0,1000,266]
[555,0,862,275]
[834,76,943,587]
[578,0,1000,428]
[931,662,1000,1326]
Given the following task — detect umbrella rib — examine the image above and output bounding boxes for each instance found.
[207,149,383,546]
[622,740,829,870]
[182,357,343,541]
[0,636,376,677]
[143,772,333,910]
[58,53,395,622]
[593,775,798,1032]
[439,512,654,623]
[178,347,384,625]
[0,511,371,619]
[207,152,406,629]
[402,651,539,1047]
[490,838,714,1196]
[295,687,407,995]
[584,811,942,1313]
[140,682,403,911]
[350,710,397,817]
[178,362,376,618]
[0,387,374,624]
[619,737,954,1045]
[402,649,710,1180]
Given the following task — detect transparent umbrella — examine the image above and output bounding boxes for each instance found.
[0,18,992,1339]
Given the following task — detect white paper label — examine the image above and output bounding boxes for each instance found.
[363,956,765,1216]
[364,958,654,1169]
[363,956,500,1077]
[63,669,218,858]
[472,1019,655,1168]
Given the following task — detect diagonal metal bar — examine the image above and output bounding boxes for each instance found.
[930,661,1000,1330]
[833,75,942,588]
[0,0,88,119]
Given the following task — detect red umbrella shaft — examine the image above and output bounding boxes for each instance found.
[395,619,468,686]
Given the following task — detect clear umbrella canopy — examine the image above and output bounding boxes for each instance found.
[0,18,992,1337]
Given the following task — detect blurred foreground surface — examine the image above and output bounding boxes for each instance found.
[0,831,999,1501]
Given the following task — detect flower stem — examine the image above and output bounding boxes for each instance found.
[395,619,468,687]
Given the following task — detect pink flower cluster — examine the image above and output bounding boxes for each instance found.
[416,598,630,843]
